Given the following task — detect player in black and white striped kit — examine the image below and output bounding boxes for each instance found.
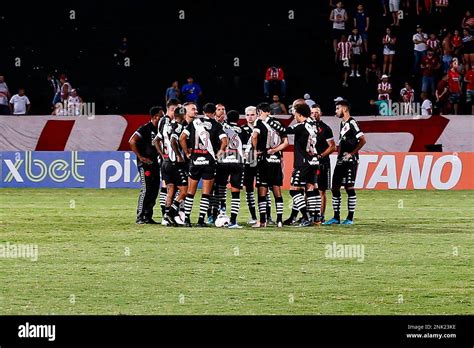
[324,99,366,225]
[179,102,228,227]
[154,105,189,226]
[251,102,289,228]
[215,110,246,228]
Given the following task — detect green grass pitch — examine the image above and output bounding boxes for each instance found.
[0,188,472,315]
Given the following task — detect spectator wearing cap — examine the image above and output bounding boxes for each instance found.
[413,25,428,76]
[421,48,441,94]
[270,95,288,115]
[0,75,11,115]
[181,77,202,105]
[304,93,316,108]
[378,75,392,100]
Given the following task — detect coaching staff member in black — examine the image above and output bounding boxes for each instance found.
[129,106,164,224]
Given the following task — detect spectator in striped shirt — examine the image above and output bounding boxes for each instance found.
[378,75,393,100]
[427,33,441,56]
[337,35,352,87]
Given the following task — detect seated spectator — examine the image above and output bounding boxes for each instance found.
[464,66,474,115]
[462,28,474,70]
[421,49,441,94]
[413,25,428,76]
[337,34,352,87]
[435,74,450,114]
[421,92,433,116]
[181,77,202,105]
[383,27,397,76]
[330,1,348,53]
[67,89,83,116]
[165,81,180,103]
[400,81,415,114]
[348,28,363,77]
[10,88,31,115]
[270,95,288,115]
[0,75,10,115]
[304,93,316,108]
[371,95,393,116]
[353,4,369,53]
[264,66,286,98]
[378,75,393,100]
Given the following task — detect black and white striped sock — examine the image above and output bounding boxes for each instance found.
[218,185,227,211]
[347,189,357,221]
[266,191,272,218]
[291,190,308,220]
[230,192,240,224]
[198,194,210,223]
[246,190,257,220]
[275,196,284,223]
[258,195,267,223]
[160,187,167,217]
[332,191,342,220]
[306,191,317,217]
[184,194,194,221]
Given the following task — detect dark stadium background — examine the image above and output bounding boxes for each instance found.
[0,0,468,115]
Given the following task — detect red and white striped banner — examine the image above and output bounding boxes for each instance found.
[0,114,473,152]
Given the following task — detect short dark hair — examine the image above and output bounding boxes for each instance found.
[202,103,216,114]
[166,98,180,108]
[174,106,186,118]
[149,106,163,117]
[294,103,311,118]
[256,102,271,113]
[336,99,351,110]
[183,101,196,107]
[227,110,240,123]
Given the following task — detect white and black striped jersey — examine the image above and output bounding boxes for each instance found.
[253,117,287,161]
[183,116,227,163]
[338,117,364,160]
[220,122,245,164]
[285,120,319,167]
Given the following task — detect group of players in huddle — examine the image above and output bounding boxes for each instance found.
[129,97,366,228]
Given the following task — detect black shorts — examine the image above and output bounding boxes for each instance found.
[332,159,358,188]
[189,162,216,181]
[256,159,283,187]
[317,162,332,191]
[161,161,188,186]
[290,166,317,187]
[332,28,345,40]
[215,163,245,189]
[243,164,257,189]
